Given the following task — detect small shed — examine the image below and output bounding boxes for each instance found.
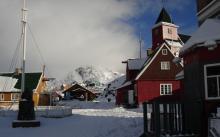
[63,83,96,101]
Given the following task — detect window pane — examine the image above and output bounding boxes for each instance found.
[207,65,220,76]
[207,77,218,97]
[168,85,171,94]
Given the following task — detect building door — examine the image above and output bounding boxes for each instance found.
[128,90,134,105]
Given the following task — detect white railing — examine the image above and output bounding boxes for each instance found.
[0,106,72,118]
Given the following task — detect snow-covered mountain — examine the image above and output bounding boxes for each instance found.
[47,66,123,93]
[99,75,126,102]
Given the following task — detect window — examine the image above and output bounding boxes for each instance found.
[11,93,20,101]
[168,28,172,34]
[204,63,220,99]
[162,49,167,55]
[161,61,170,70]
[0,94,4,101]
[160,84,172,95]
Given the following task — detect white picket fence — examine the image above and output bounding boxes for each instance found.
[0,106,72,118]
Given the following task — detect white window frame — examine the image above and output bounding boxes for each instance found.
[204,63,220,100]
[160,84,172,95]
[162,49,168,55]
[0,94,4,101]
[11,93,20,101]
[161,61,170,70]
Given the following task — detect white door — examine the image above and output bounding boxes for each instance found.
[128,90,134,105]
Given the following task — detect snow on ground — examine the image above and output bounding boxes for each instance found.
[0,101,143,137]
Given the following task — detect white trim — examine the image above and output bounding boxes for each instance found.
[204,63,220,100]
[0,101,19,103]
[152,22,179,29]
[135,43,181,80]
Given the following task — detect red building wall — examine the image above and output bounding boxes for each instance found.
[116,84,133,105]
[136,80,181,103]
[183,45,220,65]
[139,46,183,80]
[152,26,163,50]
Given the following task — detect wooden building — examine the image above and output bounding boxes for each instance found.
[179,15,220,137]
[116,8,187,107]
[0,72,49,107]
[63,83,96,101]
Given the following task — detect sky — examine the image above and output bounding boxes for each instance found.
[0,0,198,79]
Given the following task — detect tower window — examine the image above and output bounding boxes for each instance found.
[168,28,172,34]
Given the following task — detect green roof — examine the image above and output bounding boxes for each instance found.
[0,72,42,91]
[155,8,172,24]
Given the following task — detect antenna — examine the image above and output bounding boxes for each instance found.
[139,32,142,59]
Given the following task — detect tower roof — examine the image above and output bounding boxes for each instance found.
[155,8,172,24]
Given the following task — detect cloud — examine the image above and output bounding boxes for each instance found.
[0,0,140,79]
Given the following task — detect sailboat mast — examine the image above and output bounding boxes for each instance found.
[21,0,27,93]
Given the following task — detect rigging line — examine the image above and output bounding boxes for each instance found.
[2,34,22,91]
[27,23,53,78]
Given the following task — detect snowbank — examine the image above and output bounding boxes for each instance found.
[0,100,143,137]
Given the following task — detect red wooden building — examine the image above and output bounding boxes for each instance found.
[116,8,187,106]
[178,0,220,136]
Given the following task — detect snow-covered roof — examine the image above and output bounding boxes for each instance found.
[127,58,147,70]
[175,70,184,80]
[0,76,19,92]
[165,40,183,47]
[107,75,126,91]
[180,19,220,54]
[117,81,132,90]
